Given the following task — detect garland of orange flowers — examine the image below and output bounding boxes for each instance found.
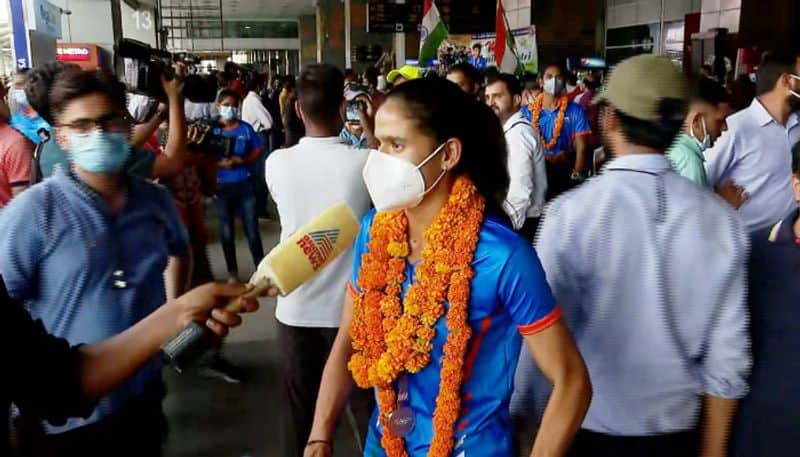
[348,175,485,457]
[529,93,569,150]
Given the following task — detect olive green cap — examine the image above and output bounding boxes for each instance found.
[593,54,688,121]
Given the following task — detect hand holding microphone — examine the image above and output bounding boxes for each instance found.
[169,282,266,338]
[161,203,361,372]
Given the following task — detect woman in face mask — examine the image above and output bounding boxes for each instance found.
[305,78,590,457]
[213,89,265,282]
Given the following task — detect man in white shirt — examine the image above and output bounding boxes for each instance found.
[704,51,800,232]
[243,74,275,219]
[242,74,274,150]
[265,64,372,457]
[485,73,547,239]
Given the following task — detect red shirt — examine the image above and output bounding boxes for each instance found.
[232,79,247,99]
[0,122,33,208]
[567,87,583,102]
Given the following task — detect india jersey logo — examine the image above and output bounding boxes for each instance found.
[296,229,340,270]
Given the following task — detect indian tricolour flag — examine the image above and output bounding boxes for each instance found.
[418,0,448,66]
[494,0,520,73]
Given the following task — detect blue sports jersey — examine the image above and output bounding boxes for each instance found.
[468,55,487,73]
[213,120,263,184]
[349,209,561,457]
[521,101,591,155]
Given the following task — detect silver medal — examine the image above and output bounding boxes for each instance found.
[387,406,416,437]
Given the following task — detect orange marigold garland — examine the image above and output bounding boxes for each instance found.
[348,175,485,457]
[529,92,569,150]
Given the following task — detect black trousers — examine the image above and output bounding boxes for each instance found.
[278,321,374,457]
[251,130,272,218]
[545,162,578,201]
[568,429,699,457]
[518,217,541,243]
[17,391,166,457]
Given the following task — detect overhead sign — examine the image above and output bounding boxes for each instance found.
[57,46,91,61]
[33,0,62,39]
[580,57,607,69]
[8,0,31,69]
[367,1,423,33]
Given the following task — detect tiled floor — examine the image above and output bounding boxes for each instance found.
[163,211,362,457]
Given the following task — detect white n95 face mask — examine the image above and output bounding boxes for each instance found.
[362,143,447,212]
[543,77,564,95]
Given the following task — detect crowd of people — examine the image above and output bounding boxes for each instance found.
[0,43,798,457]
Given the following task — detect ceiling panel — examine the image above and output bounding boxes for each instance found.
[160,0,314,20]
[224,0,314,19]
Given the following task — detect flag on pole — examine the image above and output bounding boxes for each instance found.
[418,0,448,66]
[494,0,520,73]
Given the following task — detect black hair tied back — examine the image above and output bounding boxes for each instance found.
[387,78,511,222]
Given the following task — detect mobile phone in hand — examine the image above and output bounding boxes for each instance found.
[346,100,365,123]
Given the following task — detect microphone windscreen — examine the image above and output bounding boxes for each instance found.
[255,203,360,295]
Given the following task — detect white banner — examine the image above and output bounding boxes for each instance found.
[471,26,538,74]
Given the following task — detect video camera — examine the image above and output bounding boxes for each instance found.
[117,38,174,100]
[187,119,236,158]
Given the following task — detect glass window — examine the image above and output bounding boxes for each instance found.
[186,21,298,39]
[662,20,685,66]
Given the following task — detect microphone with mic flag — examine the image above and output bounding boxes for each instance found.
[161,203,361,372]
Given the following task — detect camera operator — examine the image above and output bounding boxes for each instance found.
[0,67,191,457]
[26,62,187,182]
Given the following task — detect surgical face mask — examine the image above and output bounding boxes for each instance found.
[362,142,448,212]
[68,130,130,173]
[689,115,712,150]
[789,74,800,99]
[219,105,238,121]
[543,77,564,95]
[788,74,800,110]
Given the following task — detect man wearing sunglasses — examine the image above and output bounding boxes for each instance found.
[0,67,191,457]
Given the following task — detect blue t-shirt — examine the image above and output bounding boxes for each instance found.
[214,120,263,184]
[521,101,592,155]
[0,167,188,432]
[349,209,560,457]
[340,127,368,149]
[468,55,487,73]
